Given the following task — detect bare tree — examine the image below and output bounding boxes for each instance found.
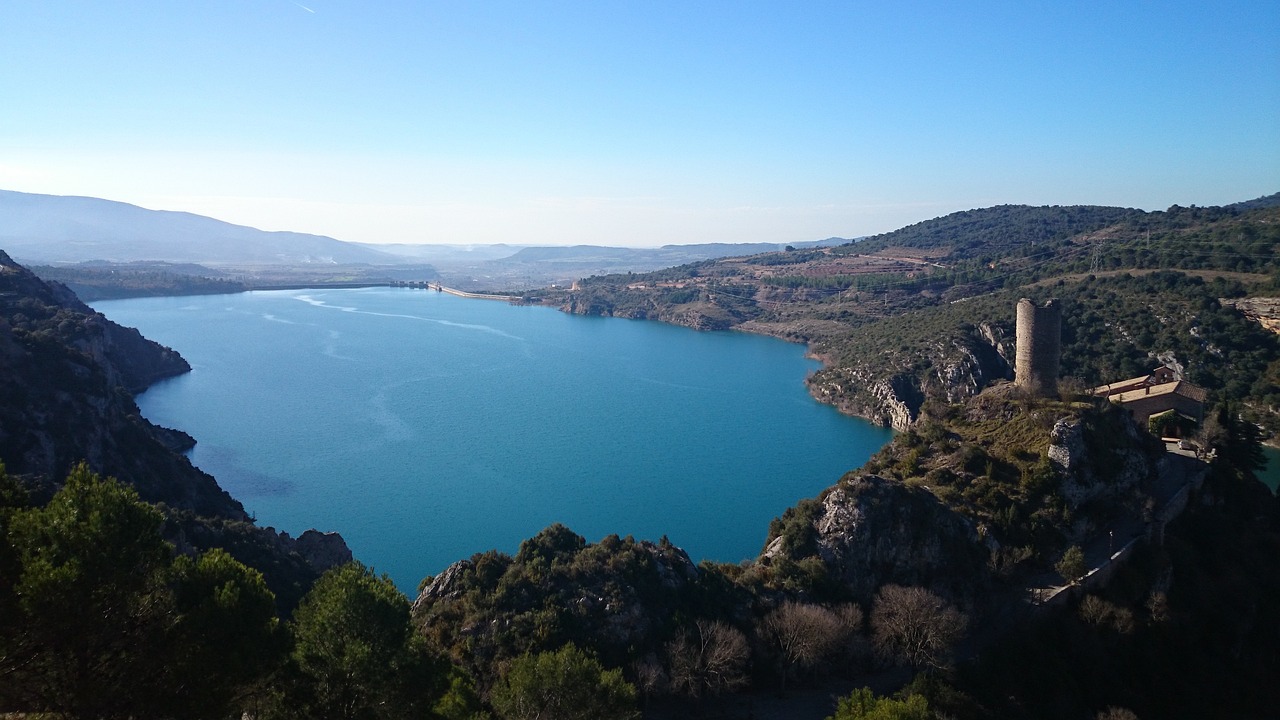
[870,584,968,671]
[1079,594,1135,634]
[760,601,860,691]
[664,619,750,699]
[630,654,667,708]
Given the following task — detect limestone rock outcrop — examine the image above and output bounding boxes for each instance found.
[1048,411,1156,513]
[762,475,989,600]
[294,529,355,573]
[807,324,1012,431]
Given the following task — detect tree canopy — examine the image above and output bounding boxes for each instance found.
[489,643,639,720]
[0,464,282,719]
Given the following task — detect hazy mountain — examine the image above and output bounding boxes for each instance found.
[361,238,854,267]
[501,238,852,265]
[353,242,527,263]
[0,188,855,286]
[0,189,407,265]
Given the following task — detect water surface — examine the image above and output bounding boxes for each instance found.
[96,288,893,592]
[1261,446,1280,495]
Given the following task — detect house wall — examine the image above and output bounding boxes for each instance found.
[1119,392,1204,426]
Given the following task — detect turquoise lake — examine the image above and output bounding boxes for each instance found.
[1262,446,1280,495]
[95,288,894,593]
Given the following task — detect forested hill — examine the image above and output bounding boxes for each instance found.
[851,195,1280,260]
[30,263,249,301]
[1226,190,1280,211]
[853,204,1139,257]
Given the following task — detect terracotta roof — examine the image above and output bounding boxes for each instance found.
[1092,375,1155,396]
[1092,368,1180,397]
[1107,380,1207,405]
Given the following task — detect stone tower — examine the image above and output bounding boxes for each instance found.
[1015,298,1062,397]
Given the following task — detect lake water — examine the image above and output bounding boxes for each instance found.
[1262,446,1280,495]
[95,288,893,593]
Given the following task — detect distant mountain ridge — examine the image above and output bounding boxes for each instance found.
[0,189,406,265]
[503,238,851,265]
[1,189,855,273]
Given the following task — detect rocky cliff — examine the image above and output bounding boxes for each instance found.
[0,249,350,608]
[0,249,240,517]
[560,289,747,331]
[760,390,1167,605]
[808,322,1013,431]
[762,474,990,601]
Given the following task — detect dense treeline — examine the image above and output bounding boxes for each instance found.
[31,265,248,301]
[843,204,1140,257]
[8,408,1274,719]
[0,464,484,719]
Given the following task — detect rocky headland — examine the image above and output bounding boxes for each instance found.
[0,249,350,605]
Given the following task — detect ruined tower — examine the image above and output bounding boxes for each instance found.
[1015,298,1062,397]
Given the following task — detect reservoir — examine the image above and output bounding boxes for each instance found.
[1262,446,1280,495]
[95,288,893,593]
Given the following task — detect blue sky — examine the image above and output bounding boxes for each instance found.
[1,1,1276,246]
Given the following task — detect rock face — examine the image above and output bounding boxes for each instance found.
[808,325,1013,431]
[44,279,191,394]
[0,249,242,517]
[1223,296,1280,335]
[560,290,742,332]
[293,529,354,573]
[808,366,921,430]
[762,475,989,601]
[943,323,1014,400]
[1047,410,1158,516]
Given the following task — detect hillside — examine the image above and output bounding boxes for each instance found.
[30,262,250,301]
[0,249,236,512]
[850,204,1139,257]
[0,250,348,608]
[536,201,1280,438]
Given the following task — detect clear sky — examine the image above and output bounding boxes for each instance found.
[1,1,1277,247]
